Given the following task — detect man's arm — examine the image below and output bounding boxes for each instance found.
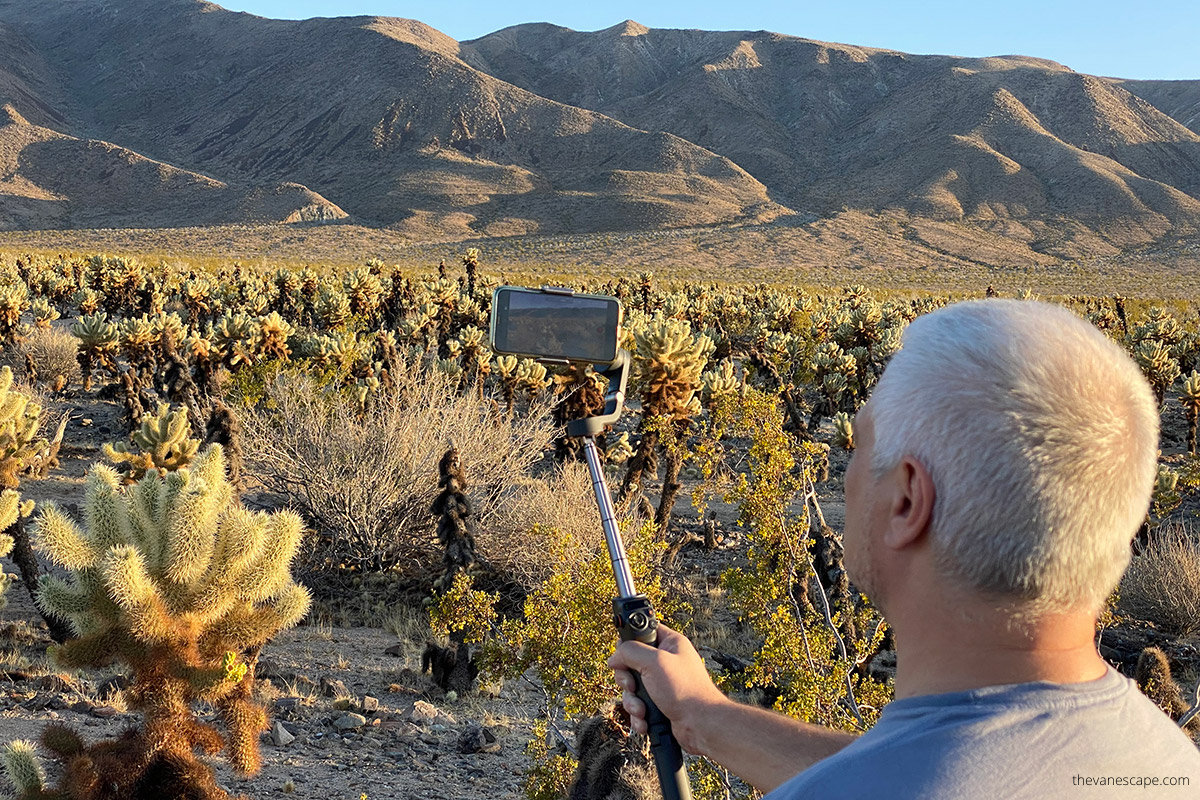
[608,625,857,794]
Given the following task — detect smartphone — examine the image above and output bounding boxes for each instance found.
[490,286,623,364]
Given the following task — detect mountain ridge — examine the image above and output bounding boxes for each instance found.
[0,0,1197,264]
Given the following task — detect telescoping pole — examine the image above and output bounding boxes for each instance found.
[580,434,692,800]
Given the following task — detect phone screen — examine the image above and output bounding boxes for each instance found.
[491,288,621,363]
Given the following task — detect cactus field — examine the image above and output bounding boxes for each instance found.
[0,251,1196,799]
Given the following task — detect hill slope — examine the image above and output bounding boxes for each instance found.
[0,0,779,238]
[0,103,347,230]
[1116,80,1200,134]
[0,0,1197,259]
[466,23,1200,252]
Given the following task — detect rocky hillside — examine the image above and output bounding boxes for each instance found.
[0,0,778,238]
[0,0,1198,257]
[465,22,1200,252]
[1117,80,1200,134]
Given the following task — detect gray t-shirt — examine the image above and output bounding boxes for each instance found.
[765,666,1200,799]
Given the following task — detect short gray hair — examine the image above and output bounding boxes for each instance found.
[868,299,1158,615]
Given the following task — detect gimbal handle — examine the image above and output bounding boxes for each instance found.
[572,351,693,800]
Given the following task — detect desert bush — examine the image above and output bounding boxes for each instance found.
[2,326,80,386]
[693,388,892,736]
[430,519,672,800]
[241,360,556,576]
[482,460,602,590]
[1120,523,1200,637]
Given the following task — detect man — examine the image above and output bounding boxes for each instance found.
[610,299,1200,797]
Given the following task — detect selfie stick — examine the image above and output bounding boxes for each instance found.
[567,351,693,800]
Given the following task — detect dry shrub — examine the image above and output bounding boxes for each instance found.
[2,326,80,385]
[1120,523,1200,637]
[241,365,557,577]
[481,460,605,590]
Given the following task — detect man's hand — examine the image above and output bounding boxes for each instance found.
[606,623,731,756]
[608,624,859,794]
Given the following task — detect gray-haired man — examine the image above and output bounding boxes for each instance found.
[610,300,1200,797]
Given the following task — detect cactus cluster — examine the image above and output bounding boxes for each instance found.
[431,447,476,594]
[103,403,201,482]
[15,444,310,797]
[0,366,65,489]
[0,490,33,610]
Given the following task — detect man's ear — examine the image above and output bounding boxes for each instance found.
[883,456,934,549]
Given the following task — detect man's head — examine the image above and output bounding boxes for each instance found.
[844,299,1158,619]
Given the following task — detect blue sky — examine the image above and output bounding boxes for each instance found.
[218,1,1199,81]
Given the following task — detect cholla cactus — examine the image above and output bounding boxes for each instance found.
[0,366,64,488]
[0,283,30,344]
[457,325,492,386]
[150,311,187,354]
[103,403,201,482]
[493,355,519,411]
[1183,371,1200,455]
[253,312,294,361]
[71,287,102,316]
[30,298,59,329]
[71,313,119,390]
[0,490,33,610]
[551,363,606,459]
[630,314,714,422]
[701,360,741,409]
[623,315,714,533]
[1,739,45,796]
[833,412,855,451]
[184,330,219,394]
[432,447,477,594]
[637,271,655,313]
[181,276,216,323]
[32,445,310,790]
[344,268,383,318]
[810,341,857,421]
[605,432,635,465]
[210,311,255,369]
[1135,339,1180,407]
[95,256,145,314]
[119,315,158,373]
[315,285,351,330]
[1133,307,1184,349]
[1152,463,1181,519]
[461,248,481,296]
[515,358,551,398]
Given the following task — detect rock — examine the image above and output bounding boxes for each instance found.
[95,674,130,701]
[91,705,119,718]
[33,675,74,692]
[360,695,379,714]
[457,725,500,754]
[274,697,301,712]
[334,713,367,730]
[256,659,294,683]
[270,720,295,747]
[410,700,439,725]
[320,677,348,698]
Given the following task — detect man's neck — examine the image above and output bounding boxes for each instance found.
[890,594,1108,700]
